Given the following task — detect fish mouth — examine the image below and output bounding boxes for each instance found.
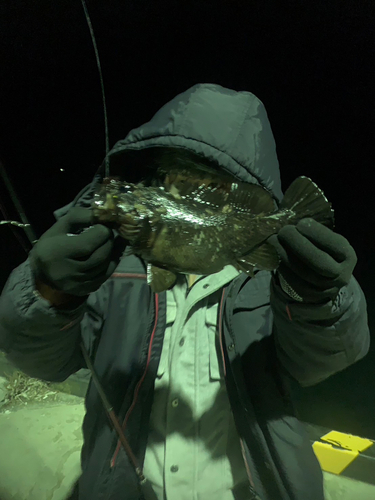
[92,178,138,225]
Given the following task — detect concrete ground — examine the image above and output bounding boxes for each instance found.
[0,378,374,500]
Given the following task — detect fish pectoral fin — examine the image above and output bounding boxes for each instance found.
[234,260,256,277]
[147,263,177,293]
[118,223,142,241]
[236,241,280,275]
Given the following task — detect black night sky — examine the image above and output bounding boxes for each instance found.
[1,1,374,437]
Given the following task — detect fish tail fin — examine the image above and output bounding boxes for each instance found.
[280,176,335,229]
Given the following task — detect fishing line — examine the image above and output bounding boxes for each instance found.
[80,0,110,178]
[0,201,30,254]
[0,159,38,250]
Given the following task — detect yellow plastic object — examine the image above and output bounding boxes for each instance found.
[312,430,374,475]
[320,431,374,452]
[313,441,359,474]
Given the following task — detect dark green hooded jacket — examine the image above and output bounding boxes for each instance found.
[0,84,370,499]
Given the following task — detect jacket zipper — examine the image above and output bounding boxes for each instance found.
[218,287,256,490]
[108,276,256,493]
[110,274,158,469]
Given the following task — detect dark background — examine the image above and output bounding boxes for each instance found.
[0,1,374,437]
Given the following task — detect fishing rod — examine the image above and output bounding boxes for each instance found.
[1,7,156,497]
[78,5,159,499]
[1,0,110,251]
[76,8,159,499]
[1,2,155,497]
[80,0,110,178]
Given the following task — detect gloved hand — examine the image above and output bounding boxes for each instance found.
[30,207,126,297]
[267,218,357,304]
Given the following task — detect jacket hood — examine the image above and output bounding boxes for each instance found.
[102,83,283,204]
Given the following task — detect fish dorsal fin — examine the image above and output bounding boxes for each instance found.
[157,166,276,213]
[155,165,232,199]
[216,182,276,214]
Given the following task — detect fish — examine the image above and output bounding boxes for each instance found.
[91,161,334,293]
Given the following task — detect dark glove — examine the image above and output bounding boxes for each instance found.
[30,207,126,296]
[267,218,357,304]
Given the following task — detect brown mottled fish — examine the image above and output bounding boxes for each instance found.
[91,161,334,293]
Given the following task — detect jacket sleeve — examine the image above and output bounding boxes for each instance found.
[270,273,370,387]
[0,176,106,383]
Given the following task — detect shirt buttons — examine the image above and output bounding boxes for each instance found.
[179,337,185,346]
[170,465,179,473]
[172,398,179,408]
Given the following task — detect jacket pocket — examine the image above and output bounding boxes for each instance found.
[234,270,271,310]
[233,289,270,311]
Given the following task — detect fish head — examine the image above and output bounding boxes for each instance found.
[92,177,137,226]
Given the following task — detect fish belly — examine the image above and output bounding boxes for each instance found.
[139,222,230,275]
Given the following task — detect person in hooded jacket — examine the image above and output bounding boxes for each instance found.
[0,84,369,500]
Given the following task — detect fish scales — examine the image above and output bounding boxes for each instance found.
[91,165,334,292]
